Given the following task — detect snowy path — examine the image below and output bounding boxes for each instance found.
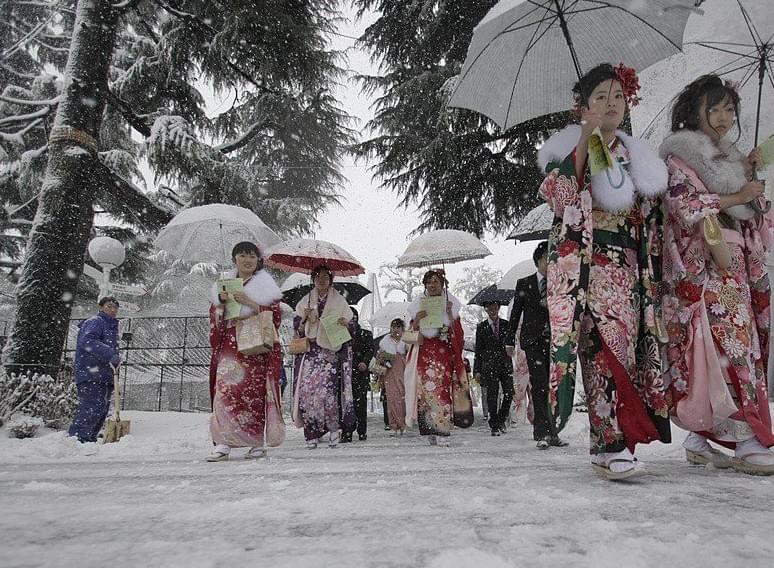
[1,410,774,568]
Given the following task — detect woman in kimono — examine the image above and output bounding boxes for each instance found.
[292,265,356,449]
[405,269,467,446]
[659,75,774,475]
[377,318,408,436]
[537,63,671,479]
[206,242,283,461]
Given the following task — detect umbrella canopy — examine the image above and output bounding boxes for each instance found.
[367,301,411,330]
[507,203,553,242]
[468,284,515,306]
[154,204,280,265]
[635,0,774,152]
[447,0,695,130]
[497,259,536,290]
[396,229,492,268]
[264,238,365,276]
[280,273,371,307]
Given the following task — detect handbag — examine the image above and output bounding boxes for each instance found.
[288,337,310,355]
[368,356,388,376]
[703,215,731,270]
[402,330,423,345]
[265,378,286,447]
[236,310,277,355]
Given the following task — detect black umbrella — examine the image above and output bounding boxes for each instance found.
[282,281,372,308]
[467,284,514,307]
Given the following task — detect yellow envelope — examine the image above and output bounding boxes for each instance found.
[588,127,614,176]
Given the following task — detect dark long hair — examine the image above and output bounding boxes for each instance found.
[670,74,741,140]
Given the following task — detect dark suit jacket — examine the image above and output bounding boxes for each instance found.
[352,327,374,382]
[473,317,513,377]
[507,273,549,350]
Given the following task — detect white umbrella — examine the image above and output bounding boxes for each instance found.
[396,229,492,268]
[497,259,536,290]
[154,204,280,265]
[447,0,695,130]
[367,301,411,330]
[506,203,553,242]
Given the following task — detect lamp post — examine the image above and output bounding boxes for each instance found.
[87,236,126,300]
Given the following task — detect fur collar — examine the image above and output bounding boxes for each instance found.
[659,129,754,220]
[537,125,668,213]
[210,269,283,317]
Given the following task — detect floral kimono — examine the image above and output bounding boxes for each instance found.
[404,292,469,437]
[291,288,356,441]
[538,125,671,454]
[208,270,284,448]
[659,129,774,448]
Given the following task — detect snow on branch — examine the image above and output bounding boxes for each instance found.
[0,94,60,106]
[0,106,50,127]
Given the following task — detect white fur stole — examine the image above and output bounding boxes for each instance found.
[659,129,754,220]
[537,124,668,213]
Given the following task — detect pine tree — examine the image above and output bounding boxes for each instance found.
[353,0,568,237]
[2,0,354,374]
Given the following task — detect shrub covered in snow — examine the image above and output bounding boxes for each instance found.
[6,415,44,439]
[0,370,77,430]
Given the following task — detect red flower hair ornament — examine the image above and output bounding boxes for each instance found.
[614,62,641,107]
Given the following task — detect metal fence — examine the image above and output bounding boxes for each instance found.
[60,316,213,412]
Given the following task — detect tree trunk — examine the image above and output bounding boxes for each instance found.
[4,0,120,376]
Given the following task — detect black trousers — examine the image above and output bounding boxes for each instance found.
[351,374,370,436]
[381,388,389,426]
[485,369,514,430]
[524,342,556,440]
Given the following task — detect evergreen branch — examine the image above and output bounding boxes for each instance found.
[0,1,62,62]
[104,88,152,137]
[214,117,271,154]
[96,160,175,231]
[0,107,50,127]
[0,94,61,106]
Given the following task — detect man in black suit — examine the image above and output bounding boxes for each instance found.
[474,301,515,436]
[507,241,567,450]
[341,308,374,442]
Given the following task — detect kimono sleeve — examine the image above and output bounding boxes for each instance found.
[664,158,721,229]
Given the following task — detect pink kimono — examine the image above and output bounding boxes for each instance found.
[660,129,774,448]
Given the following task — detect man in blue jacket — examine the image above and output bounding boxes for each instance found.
[68,296,121,443]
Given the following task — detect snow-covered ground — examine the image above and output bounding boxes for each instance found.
[2,408,774,568]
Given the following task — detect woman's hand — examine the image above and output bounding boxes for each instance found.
[738,180,765,204]
[337,316,348,326]
[579,109,602,141]
[415,310,427,321]
[232,290,250,305]
[218,291,229,304]
[446,301,453,314]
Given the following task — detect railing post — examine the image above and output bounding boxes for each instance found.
[179,317,189,412]
[158,365,164,412]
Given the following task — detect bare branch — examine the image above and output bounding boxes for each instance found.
[0,94,61,106]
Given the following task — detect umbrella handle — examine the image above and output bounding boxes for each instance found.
[750,167,771,215]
